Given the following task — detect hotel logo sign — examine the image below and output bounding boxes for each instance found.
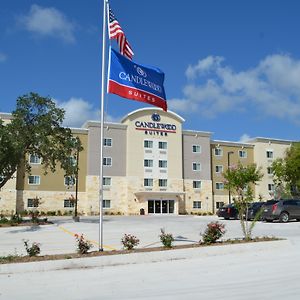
[135,114,176,136]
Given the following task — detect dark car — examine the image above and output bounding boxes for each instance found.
[217,204,238,220]
[262,199,300,223]
[245,202,265,220]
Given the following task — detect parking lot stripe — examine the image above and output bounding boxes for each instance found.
[58,225,116,250]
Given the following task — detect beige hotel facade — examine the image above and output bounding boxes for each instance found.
[0,108,296,215]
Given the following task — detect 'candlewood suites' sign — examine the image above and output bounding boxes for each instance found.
[135,113,176,136]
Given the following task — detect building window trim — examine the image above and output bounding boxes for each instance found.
[64,199,75,208]
[104,138,112,147]
[144,159,154,168]
[193,201,202,209]
[159,160,168,168]
[103,157,112,166]
[29,154,41,165]
[192,162,201,171]
[158,179,168,187]
[214,148,223,156]
[103,199,111,209]
[144,178,153,187]
[103,177,112,186]
[144,140,153,149]
[192,145,201,153]
[215,165,223,174]
[216,182,224,190]
[64,176,76,187]
[28,175,40,185]
[239,150,247,158]
[158,141,168,150]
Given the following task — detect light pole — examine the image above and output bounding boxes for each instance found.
[227,151,234,204]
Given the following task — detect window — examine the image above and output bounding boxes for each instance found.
[103,199,111,208]
[144,140,153,148]
[103,177,111,186]
[29,154,41,164]
[64,176,76,186]
[68,156,77,167]
[193,201,201,209]
[214,148,223,156]
[27,198,39,208]
[104,138,112,147]
[192,162,201,171]
[144,159,153,167]
[216,182,224,190]
[158,141,167,149]
[268,183,275,191]
[144,178,153,187]
[266,150,274,159]
[215,165,223,173]
[193,180,202,189]
[28,175,40,185]
[239,150,247,158]
[159,160,167,168]
[192,145,201,153]
[64,199,75,208]
[159,179,167,187]
[103,157,112,166]
[216,202,224,209]
[267,167,273,175]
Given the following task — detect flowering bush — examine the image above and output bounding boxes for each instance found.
[121,234,140,250]
[202,222,226,244]
[75,234,93,254]
[159,229,174,248]
[23,240,41,257]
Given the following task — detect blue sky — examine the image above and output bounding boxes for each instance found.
[1,0,300,142]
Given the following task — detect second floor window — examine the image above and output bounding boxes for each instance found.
[239,150,247,158]
[28,175,40,185]
[192,162,201,171]
[193,180,202,189]
[103,157,112,166]
[215,165,223,173]
[64,176,76,186]
[159,179,167,187]
[144,159,153,167]
[103,177,111,186]
[144,178,153,187]
[216,182,224,190]
[159,160,167,168]
[29,154,41,164]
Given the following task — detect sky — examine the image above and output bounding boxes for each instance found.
[1,0,300,142]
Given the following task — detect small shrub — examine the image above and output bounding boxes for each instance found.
[202,212,207,216]
[10,214,23,224]
[121,234,140,250]
[202,221,226,244]
[0,215,9,224]
[23,240,41,257]
[75,234,93,254]
[159,229,174,248]
[57,210,62,216]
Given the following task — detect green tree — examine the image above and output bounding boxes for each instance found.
[0,93,82,189]
[272,143,300,198]
[223,163,263,240]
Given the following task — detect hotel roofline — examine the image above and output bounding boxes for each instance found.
[211,139,254,148]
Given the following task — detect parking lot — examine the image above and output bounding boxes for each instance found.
[1,214,300,255]
[1,215,300,299]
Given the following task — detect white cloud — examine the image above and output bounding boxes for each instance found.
[55,97,119,128]
[18,4,75,43]
[238,134,253,143]
[0,52,7,63]
[169,53,300,124]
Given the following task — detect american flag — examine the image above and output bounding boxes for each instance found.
[108,7,134,60]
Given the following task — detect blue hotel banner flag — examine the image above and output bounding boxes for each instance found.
[108,48,167,111]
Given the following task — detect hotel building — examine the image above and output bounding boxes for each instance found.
[0,108,296,215]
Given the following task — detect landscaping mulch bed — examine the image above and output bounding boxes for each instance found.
[0,236,281,264]
[0,220,53,228]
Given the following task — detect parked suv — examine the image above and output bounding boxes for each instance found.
[262,199,300,223]
[217,204,238,220]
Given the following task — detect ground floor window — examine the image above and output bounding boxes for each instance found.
[103,199,111,208]
[27,198,39,208]
[216,201,224,209]
[64,199,75,208]
[193,201,201,209]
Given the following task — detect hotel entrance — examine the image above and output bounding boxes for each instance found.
[148,200,174,214]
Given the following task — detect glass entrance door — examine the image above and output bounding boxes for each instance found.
[148,200,175,214]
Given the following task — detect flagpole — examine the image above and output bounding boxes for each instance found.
[99,0,107,252]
